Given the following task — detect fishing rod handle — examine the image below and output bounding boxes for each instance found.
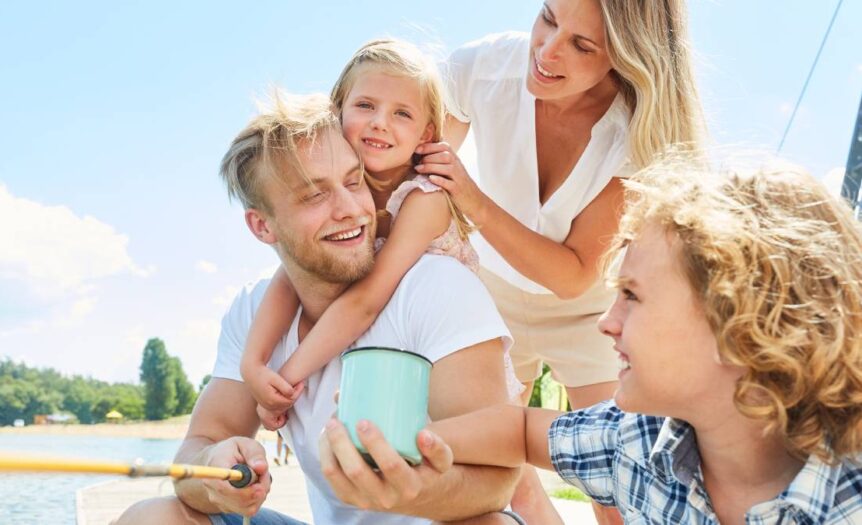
[229,463,259,488]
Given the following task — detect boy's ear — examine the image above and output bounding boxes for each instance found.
[245,208,278,244]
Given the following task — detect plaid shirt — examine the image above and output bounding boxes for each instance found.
[549,401,862,524]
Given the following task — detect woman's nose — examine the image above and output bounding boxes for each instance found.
[537,32,564,62]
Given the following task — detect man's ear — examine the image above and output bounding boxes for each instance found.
[245,208,277,244]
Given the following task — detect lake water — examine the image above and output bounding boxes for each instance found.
[0,434,183,524]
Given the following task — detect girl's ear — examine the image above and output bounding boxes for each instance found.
[245,208,278,245]
[419,122,435,144]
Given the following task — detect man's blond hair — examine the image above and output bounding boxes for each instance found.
[219,91,340,213]
[608,154,862,463]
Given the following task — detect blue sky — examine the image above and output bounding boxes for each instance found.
[1,1,860,386]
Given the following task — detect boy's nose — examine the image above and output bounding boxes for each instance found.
[597,302,621,338]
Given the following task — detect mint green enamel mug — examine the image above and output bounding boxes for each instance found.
[338,346,432,466]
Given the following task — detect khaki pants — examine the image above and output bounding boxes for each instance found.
[480,269,619,387]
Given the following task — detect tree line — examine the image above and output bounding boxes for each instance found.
[0,337,202,425]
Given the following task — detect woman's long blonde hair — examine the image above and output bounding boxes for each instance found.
[609,154,862,463]
[599,0,704,168]
[330,39,472,239]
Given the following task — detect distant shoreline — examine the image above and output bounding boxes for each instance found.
[0,416,278,441]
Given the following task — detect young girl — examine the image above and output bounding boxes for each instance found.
[427,158,862,523]
[240,39,520,429]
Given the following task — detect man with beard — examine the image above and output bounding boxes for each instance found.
[116,92,522,525]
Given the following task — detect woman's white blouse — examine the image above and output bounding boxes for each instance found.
[444,31,631,294]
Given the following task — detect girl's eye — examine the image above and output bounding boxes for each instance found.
[356,101,372,109]
[541,10,554,26]
[395,110,412,119]
[622,288,638,302]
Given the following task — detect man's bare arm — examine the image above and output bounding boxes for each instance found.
[173,378,270,516]
[321,338,521,520]
[398,337,520,519]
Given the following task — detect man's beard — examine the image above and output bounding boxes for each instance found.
[276,227,375,284]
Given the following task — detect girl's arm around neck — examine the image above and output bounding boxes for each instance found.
[278,189,451,385]
[429,405,563,471]
[240,268,298,383]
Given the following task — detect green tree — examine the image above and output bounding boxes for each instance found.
[139,338,177,420]
[0,358,145,425]
[169,356,196,415]
[199,374,212,392]
[110,384,145,420]
[0,379,60,424]
[62,377,97,423]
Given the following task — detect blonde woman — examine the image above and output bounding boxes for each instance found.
[427,157,862,524]
[415,0,703,522]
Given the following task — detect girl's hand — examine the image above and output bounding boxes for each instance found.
[257,404,288,431]
[414,142,490,227]
[247,365,303,412]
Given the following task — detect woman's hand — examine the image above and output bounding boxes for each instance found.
[415,142,490,227]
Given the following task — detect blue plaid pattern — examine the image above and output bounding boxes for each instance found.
[549,401,862,523]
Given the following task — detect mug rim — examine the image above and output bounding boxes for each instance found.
[341,346,433,367]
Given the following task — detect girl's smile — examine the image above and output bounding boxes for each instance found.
[341,65,434,178]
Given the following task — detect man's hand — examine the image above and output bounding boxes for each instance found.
[319,418,453,512]
[198,436,272,516]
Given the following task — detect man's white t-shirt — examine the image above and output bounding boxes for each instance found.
[213,255,512,525]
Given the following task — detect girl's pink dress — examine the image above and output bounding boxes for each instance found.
[381,174,525,399]
[382,175,480,272]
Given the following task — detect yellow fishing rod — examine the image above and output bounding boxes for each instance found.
[0,453,258,488]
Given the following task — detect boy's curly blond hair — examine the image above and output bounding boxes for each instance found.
[609,155,862,463]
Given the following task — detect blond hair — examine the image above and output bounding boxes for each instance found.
[599,0,705,168]
[608,155,862,463]
[330,38,472,239]
[219,92,340,213]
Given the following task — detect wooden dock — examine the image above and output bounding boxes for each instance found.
[76,462,595,524]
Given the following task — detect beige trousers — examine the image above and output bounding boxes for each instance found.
[480,269,619,387]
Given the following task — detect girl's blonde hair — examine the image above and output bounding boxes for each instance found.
[598,0,705,168]
[608,154,862,463]
[330,38,472,239]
